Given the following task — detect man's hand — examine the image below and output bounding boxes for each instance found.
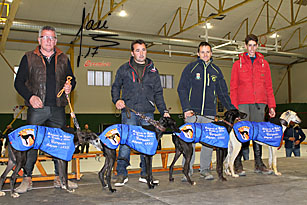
[269,107,276,118]
[295,140,300,145]
[64,80,72,94]
[115,100,125,110]
[184,110,194,119]
[289,137,295,141]
[29,95,43,108]
[163,112,170,118]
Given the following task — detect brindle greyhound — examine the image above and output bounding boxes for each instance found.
[169,109,247,185]
[82,117,180,192]
[0,128,86,198]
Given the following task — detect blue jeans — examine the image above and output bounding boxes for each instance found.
[24,106,66,177]
[116,111,154,177]
[286,147,300,157]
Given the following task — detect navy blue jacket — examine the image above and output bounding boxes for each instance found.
[177,58,235,116]
[284,125,306,149]
[111,57,167,115]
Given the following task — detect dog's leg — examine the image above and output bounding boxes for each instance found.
[58,159,75,193]
[106,149,116,192]
[0,158,17,197]
[216,148,227,181]
[182,143,195,185]
[98,157,108,188]
[144,155,155,189]
[169,147,182,182]
[228,131,242,178]
[224,142,232,176]
[269,147,281,176]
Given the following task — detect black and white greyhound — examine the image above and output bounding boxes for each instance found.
[0,127,86,198]
[82,117,180,192]
[169,109,247,185]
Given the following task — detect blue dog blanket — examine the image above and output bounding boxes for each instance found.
[233,121,283,147]
[99,124,158,155]
[9,125,75,161]
[176,123,229,148]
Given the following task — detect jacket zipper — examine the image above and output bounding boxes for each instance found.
[201,62,207,115]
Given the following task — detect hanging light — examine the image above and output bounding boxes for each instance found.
[270,33,280,38]
[202,22,213,29]
[118,4,127,17]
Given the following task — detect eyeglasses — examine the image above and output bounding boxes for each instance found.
[40,36,57,41]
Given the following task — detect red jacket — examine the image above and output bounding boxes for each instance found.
[230,52,276,109]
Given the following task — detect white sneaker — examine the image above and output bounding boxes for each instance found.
[139,176,159,184]
[114,176,128,187]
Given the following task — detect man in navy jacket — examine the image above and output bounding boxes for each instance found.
[177,41,235,180]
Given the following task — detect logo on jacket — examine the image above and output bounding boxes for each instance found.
[195,73,201,80]
[211,75,217,82]
[105,128,121,145]
[181,125,194,139]
[19,129,35,147]
[238,126,250,140]
[150,67,157,72]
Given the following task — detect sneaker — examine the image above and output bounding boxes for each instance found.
[236,170,246,176]
[254,166,273,175]
[200,171,214,180]
[114,176,128,187]
[54,176,78,189]
[139,176,159,184]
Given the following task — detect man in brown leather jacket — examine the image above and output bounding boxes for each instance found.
[14,26,76,193]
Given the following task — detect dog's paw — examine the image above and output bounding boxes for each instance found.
[169,178,174,182]
[67,188,75,193]
[274,172,282,176]
[232,174,239,178]
[11,192,20,198]
[0,191,6,197]
[110,188,116,193]
[224,169,231,176]
[219,177,227,181]
[191,181,196,186]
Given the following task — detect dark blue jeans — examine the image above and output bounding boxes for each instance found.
[24,106,66,177]
[116,111,154,177]
[286,147,300,157]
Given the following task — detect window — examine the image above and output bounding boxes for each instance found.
[160,74,174,89]
[87,70,112,86]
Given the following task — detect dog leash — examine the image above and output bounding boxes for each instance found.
[125,107,166,132]
[57,76,80,130]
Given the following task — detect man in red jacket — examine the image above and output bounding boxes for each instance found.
[230,34,276,175]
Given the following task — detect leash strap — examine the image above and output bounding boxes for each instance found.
[56,76,80,130]
[125,107,166,132]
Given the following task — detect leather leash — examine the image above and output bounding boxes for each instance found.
[57,76,80,130]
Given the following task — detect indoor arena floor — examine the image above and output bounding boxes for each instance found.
[1,152,307,204]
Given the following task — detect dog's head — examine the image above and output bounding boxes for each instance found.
[80,131,103,151]
[224,109,247,124]
[280,110,301,126]
[159,117,181,133]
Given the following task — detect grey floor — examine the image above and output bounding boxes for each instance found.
[1,156,307,205]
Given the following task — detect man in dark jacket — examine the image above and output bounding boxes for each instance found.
[14,26,76,193]
[284,122,306,157]
[177,41,235,181]
[111,39,170,186]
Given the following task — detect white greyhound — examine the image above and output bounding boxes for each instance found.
[224,110,301,178]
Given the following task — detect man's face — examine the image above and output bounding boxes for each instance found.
[197,45,212,63]
[131,43,147,64]
[38,29,57,53]
[245,40,258,57]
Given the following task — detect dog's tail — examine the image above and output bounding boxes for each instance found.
[277,133,284,150]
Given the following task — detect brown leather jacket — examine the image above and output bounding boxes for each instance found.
[24,46,70,107]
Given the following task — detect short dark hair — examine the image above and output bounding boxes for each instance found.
[198,41,212,53]
[131,39,146,51]
[39,26,57,38]
[245,34,258,45]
